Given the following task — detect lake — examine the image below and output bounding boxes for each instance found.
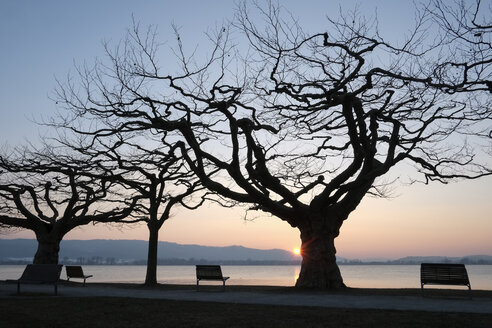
[2,265,491,290]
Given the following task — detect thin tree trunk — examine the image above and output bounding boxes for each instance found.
[295,226,345,289]
[144,222,159,286]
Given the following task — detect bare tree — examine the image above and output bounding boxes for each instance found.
[53,1,491,288]
[0,145,140,264]
[70,134,205,285]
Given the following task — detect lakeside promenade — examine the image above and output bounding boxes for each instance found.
[1,281,492,314]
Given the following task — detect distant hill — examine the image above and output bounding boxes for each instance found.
[1,239,491,265]
[387,255,492,265]
[0,239,300,264]
[0,239,37,260]
[338,255,492,265]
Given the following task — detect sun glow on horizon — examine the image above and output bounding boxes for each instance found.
[293,247,301,255]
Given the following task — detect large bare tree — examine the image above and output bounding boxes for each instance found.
[0,146,140,264]
[54,1,491,288]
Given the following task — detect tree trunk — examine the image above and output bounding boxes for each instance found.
[295,226,345,289]
[144,222,159,286]
[33,235,61,264]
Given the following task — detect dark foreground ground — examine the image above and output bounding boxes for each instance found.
[2,283,492,327]
[2,296,492,328]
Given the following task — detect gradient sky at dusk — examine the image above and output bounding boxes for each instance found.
[1,0,490,259]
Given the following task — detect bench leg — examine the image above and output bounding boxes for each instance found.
[17,282,20,294]
[196,279,199,291]
[54,284,58,296]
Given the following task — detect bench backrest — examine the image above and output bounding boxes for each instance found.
[66,265,85,278]
[196,265,224,279]
[19,264,63,283]
[420,263,470,285]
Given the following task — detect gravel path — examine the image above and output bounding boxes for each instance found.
[2,282,491,314]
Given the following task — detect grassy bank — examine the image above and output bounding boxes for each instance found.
[2,296,492,328]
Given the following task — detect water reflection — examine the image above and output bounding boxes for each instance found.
[293,265,300,285]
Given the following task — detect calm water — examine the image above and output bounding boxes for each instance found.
[2,265,491,290]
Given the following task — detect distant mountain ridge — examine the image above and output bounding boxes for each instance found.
[388,255,492,265]
[1,239,491,265]
[335,255,492,265]
[0,239,299,264]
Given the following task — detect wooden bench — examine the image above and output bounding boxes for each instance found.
[17,264,63,295]
[196,265,230,291]
[420,263,471,291]
[66,265,93,286]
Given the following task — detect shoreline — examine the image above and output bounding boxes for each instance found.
[57,281,492,296]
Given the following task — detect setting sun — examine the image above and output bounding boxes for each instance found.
[293,248,301,255]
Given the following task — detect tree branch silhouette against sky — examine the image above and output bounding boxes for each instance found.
[0,0,491,265]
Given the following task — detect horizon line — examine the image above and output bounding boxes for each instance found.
[1,237,491,260]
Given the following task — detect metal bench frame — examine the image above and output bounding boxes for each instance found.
[196,265,230,291]
[17,264,63,295]
[66,265,93,286]
[420,263,471,291]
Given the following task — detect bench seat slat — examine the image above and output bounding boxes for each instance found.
[17,264,63,295]
[196,265,229,291]
[66,266,93,286]
[420,263,471,291]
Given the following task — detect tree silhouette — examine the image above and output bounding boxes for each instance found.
[53,1,491,288]
[69,134,205,285]
[0,146,140,264]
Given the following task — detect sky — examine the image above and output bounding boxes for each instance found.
[0,0,491,259]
